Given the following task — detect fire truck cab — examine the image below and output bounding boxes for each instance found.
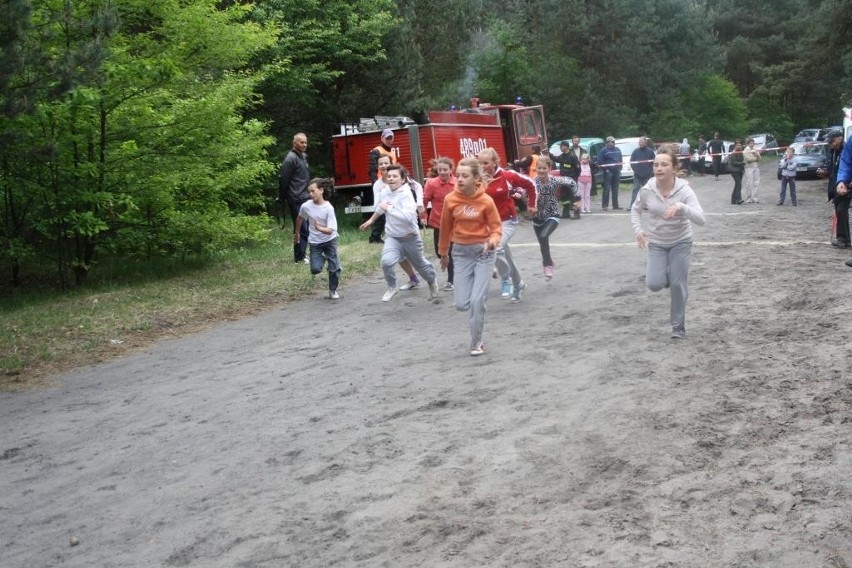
[333,101,547,213]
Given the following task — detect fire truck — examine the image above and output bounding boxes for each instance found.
[333,99,547,212]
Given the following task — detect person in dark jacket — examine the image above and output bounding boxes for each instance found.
[728,139,745,204]
[630,136,656,207]
[279,132,311,263]
[598,136,623,210]
[707,131,725,180]
[824,130,849,248]
[552,140,581,218]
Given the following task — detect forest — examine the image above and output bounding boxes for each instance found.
[2,0,851,287]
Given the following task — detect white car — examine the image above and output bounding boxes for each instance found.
[613,137,644,181]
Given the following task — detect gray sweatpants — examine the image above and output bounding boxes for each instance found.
[646,240,692,332]
[381,233,437,288]
[494,218,521,287]
[451,243,496,348]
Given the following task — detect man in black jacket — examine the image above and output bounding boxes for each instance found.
[825,131,849,248]
[707,131,724,181]
[279,132,311,263]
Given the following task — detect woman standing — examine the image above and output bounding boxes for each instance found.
[728,139,745,205]
[438,157,503,356]
[630,147,706,339]
[477,147,536,302]
[423,157,456,289]
[531,156,577,280]
[743,137,762,203]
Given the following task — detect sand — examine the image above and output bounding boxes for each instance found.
[2,161,852,567]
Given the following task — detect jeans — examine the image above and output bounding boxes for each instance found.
[309,238,341,292]
[631,175,651,207]
[602,169,620,208]
[451,243,496,349]
[287,198,309,262]
[730,171,743,203]
[646,240,693,332]
[779,177,797,205]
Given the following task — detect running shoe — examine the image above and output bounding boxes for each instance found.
[670,328,686,340]
[511,280,527,302]
[543,265,554,280]
[328,290,340,300]
[470,342,485,356]
[443,282,454,291]
[399,276,420,291]
[500,279,512,298]
[382,287,399,302]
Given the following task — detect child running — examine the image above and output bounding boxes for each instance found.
[477,147,536,302]
[630,146,706,339]
[531,156,578,280]
[423,157,456,290]
[360,164,439,302]
[295,177,342,299]
[439,157,503,356]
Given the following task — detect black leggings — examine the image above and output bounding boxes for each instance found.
[533,218,559,267]
[432,228,454,283]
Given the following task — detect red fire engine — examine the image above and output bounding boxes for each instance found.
[333,100,547,212]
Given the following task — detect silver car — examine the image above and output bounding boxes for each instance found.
[748,133,779,155]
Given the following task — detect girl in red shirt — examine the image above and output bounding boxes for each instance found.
[423,157,456,290]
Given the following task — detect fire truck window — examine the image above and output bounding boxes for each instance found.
[516,111,542,144]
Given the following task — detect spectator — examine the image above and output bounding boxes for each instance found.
[697,135,707,175]
[552,140,580,218]
[679,138,691,175]
[598,136,623,210]
[279,132,311,263]
[707,131,725,181]
[743,137,762,203]
[630,136,656,207]
[728,139,745,205]
[824,131,848,249]
[777,147,798,206]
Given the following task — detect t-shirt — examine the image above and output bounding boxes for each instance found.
[298,200,338,244]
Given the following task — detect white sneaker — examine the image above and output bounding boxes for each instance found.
[442,282,454,291]
[470,342,485,356]
[399,277,420,291]
[328,290,340,300]
[382,287,399,302]
[500,279,512,298]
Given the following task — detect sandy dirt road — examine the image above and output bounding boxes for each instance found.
[3,162,852,567]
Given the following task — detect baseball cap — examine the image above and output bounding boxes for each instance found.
[381,128,394,139]
[606,136,615,142]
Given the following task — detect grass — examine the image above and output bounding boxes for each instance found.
[0,216,391,389]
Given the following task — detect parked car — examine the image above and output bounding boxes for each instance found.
[820,126,843,141]
[775,142,828,180]
[794,128,822,143]
[749,133,779,155]
[548,137,605,185]
[690,140,735,174]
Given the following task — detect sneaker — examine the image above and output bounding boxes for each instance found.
[543,265,554,280]
[428,281,439,300]
[381,287,399,302]
[328,290,340,300]
[399,276,420,291]
[511,280,526,302]
[845,258,852,268]
[670,328,686,340]
[470,342,485,356]
[443,282,454,291]
[500,279,512,298]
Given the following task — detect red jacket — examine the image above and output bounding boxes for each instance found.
[485,168,536,221]
[423,175,456,229]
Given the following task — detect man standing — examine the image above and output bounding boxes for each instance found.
[629,136,655,207]
[279,132,311,263]
[553,140,580,218]
[598,136,623,210]
[707,131,724,181]
[824,131,850,253]
[367,128,397,243]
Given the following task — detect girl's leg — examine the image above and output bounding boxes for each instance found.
[581,181,592,211]
[494,219,518,281]
[790,179,797,205]
[468,248,496,348]
[380,237,404,288]
[450,244,477,312]
[533,218,559,267]
[779,178,787,204]
[400,235,437,285]
[645,243,669,292]
[668,241,693,332]
[324,239,341,292]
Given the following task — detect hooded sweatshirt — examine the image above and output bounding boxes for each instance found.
[375,182,419,238]
[630,176,705,246]
[438,184,503,257]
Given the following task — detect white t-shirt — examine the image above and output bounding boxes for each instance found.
[298,200,338,244]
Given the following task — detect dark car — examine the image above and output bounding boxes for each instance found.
[776,142,827,180]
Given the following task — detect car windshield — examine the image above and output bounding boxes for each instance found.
[793,144,824,156]
[752,135,766,145]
